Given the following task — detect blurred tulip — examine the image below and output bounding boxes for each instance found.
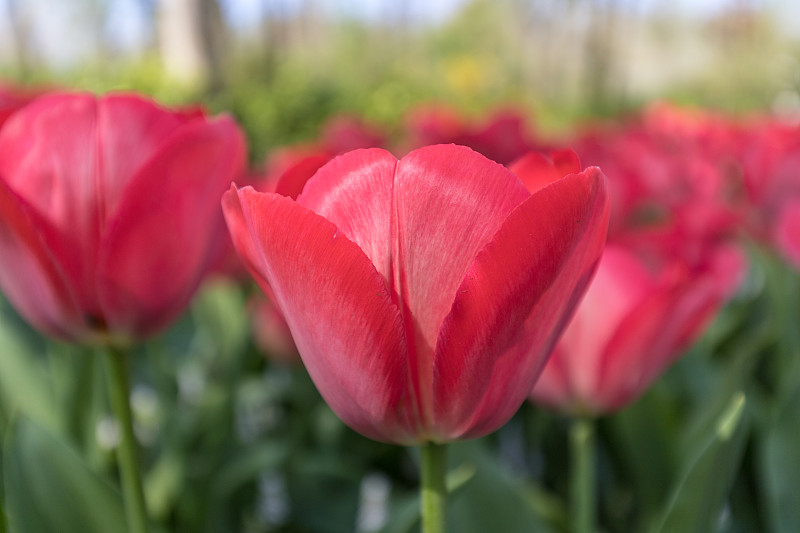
[224,144,609,444]
[738,118,800,267]
[572,103,744,240]
[404,106,541,164]
[530,241,746,415]
[319,115,387,155]
[0,92,245,344]
[0,83,46,128]
[249,296,300,365]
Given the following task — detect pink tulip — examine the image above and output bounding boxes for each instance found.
[0,92,245,344]
[530,241,746,415]
[223,144,609,444]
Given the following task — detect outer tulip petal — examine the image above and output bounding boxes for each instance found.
[432,167,609,440]
[96,94,196,211]
[296,149,397,284]
[0,94,103,309]
[221,184,273,293]
[226,187,415,443]
[595,275,717,411]
[97,116,244,338]
[392,145,530,431]
[552,246,656,405]
[0,179,86,339]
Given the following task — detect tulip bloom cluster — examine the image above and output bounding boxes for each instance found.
[224,144,609,444]
[257,103,796,416]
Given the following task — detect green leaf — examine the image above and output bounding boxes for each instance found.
[0,307,59,433]
[650,392,748,533]
[212,440,290,500]
[4,416,127,533]
[761,384,800,533]
[190,280,249,360]
[446,440,560,533]
[607,389,678,520]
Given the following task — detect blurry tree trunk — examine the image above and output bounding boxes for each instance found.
[157,0,227,92]
[583,0,620,111]
[4,0,33,76]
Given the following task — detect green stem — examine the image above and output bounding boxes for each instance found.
[570,417,595,533]
[104,345,150,533]
[420,442,447,533]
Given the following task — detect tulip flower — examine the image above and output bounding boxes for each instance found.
[0,92,245,533]
[528,237,744,533]
[225,144,608,532]
[0,92,245,344]
[224,144,608,445]
[530,241,746,415]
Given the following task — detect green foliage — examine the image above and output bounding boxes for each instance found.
[4,416,127,533]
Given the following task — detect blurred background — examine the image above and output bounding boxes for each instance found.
[3,0,800,156]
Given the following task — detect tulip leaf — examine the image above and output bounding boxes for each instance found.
[446,440,559,533]
[190,279,249,359]
[650,391,748,533]
[4,415,127,533]
[212,440,291,500]
[378,494,419,533]
[0,304,59,434]
[761,383,800,533]
[607,388,677,521]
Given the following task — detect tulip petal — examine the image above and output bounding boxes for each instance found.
[97,116,245,338]
[509,149,581,194]
[596,248,742,412]
[0,94,103,310]
[96,94,197,213]
[548,246,657,408]
[0,179,86,339]
[221,184,273,293]
[392,145,531,431]
[432,167,609,440]
[595,278,716,411]
[274,154,330,200]
[296,149,397,284]
[225,187,415,443]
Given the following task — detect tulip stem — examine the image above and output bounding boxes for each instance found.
[104,345,150,533]
[570,416,595,533]
[420,441,447,533]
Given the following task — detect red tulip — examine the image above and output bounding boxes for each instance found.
[0,92,245,344]
[530,241,745,415]
[223,144,609,444]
